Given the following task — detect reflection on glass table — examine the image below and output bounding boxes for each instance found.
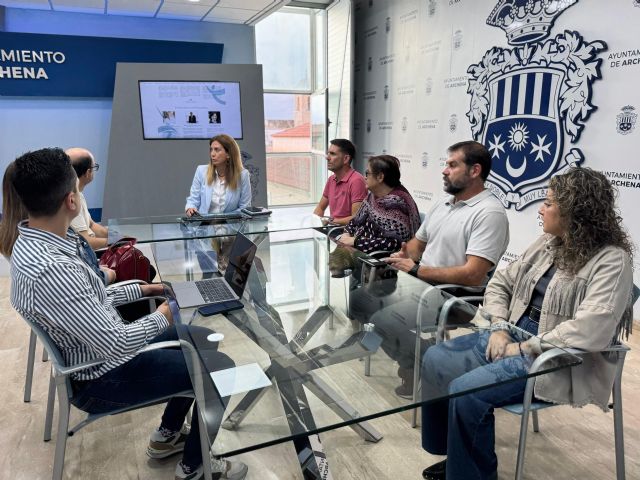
[107,208,323,244]
[149,231,582,479]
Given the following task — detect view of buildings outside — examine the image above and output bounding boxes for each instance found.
[264,93,314,205]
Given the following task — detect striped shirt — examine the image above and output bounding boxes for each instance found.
[10,223,169,380]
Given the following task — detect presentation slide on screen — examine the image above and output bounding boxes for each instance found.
[139,81,243,139]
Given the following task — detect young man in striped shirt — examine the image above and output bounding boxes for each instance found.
[8,148,247,480]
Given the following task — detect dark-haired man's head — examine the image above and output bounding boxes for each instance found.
[66,147,96,190]
[327,139,356,173]
[12,148,78,218]
[442,141,492,196]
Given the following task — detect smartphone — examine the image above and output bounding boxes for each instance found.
[359,257,388,268]
[198,301,244,316]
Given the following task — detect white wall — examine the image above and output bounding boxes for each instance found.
[353,0,640,292]
[0,7,255,217]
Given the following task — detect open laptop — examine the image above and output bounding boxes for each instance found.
[170,232,257,309]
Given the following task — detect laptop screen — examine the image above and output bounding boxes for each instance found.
[224,232,257,297]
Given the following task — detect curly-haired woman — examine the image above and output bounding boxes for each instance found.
[421,167,634,480]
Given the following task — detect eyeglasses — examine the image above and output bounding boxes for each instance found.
[365,170,371,177]
[90,163,100,172]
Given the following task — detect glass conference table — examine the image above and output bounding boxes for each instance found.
[107,208,323,244]
[150,229,581,479]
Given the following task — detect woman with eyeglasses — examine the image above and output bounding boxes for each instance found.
[336,154,421,253]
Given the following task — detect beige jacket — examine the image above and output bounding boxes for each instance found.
[482,234,633,410]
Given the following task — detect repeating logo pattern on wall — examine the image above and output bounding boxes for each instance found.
[467,0,607,210]
[616,106,637,135]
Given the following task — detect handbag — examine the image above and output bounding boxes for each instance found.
[98,237,155,282]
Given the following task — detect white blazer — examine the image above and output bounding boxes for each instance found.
[185,165,252,214]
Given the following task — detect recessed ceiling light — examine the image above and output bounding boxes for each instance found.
[188,0,201,3]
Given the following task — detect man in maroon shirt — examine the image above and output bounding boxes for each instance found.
[313,139,367,226]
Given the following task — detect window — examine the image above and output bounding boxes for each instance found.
[255,11,312,92]
[256,8,327,207]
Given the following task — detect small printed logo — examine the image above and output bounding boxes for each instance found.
[421,152,429,168]
[452,29,463,50]
[367,56,372,71]
[366,118,371,133]
[425,77,433,96]
[616,106,637,135]
[401,116,408,132]
[449,114,458,133]
[385,17,391,33]
[428,0,437,16]
[384,84,389,100]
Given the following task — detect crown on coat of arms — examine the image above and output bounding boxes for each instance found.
[487,0,578,45]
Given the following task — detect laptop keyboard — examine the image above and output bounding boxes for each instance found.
[195,279,236,303]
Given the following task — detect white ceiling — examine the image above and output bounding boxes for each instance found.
[0,0,334,25]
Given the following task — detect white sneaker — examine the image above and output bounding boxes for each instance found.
[147,424,190,459]
[174,456,248,480]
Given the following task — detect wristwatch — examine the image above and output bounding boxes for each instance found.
[409,262,420,277]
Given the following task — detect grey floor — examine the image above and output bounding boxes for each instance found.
[1,273,639,480]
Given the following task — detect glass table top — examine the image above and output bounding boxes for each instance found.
[149,229,582,458]
[107,208,324,244]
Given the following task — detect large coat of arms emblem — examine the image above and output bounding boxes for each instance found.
[467,0,607,209]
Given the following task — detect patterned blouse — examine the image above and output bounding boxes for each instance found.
[344,186,421,253]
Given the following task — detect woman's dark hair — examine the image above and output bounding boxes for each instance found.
[0,162,28,257]
[549,167,634,274]
[368,155,401,188]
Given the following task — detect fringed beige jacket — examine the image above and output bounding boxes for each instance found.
[482,234,633,410]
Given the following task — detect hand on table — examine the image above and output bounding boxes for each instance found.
[185,208,199,217]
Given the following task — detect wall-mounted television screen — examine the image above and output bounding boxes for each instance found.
[139,80,243,140]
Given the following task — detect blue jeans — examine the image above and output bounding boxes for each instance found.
[421,329,534,480]
[72,325,234,469]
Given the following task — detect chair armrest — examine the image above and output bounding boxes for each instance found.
[436,283,486,294]
[56,340,182,378]
[527,347,584,375]
[56,358,107,377]
[138,340,181,353]
[107,279,148,291]
[326,226,345,248]
[435,296,478,342]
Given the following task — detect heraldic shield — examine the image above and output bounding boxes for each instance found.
[482,67,565,192]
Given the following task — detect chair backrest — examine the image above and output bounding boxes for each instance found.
[18,314,97,399]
